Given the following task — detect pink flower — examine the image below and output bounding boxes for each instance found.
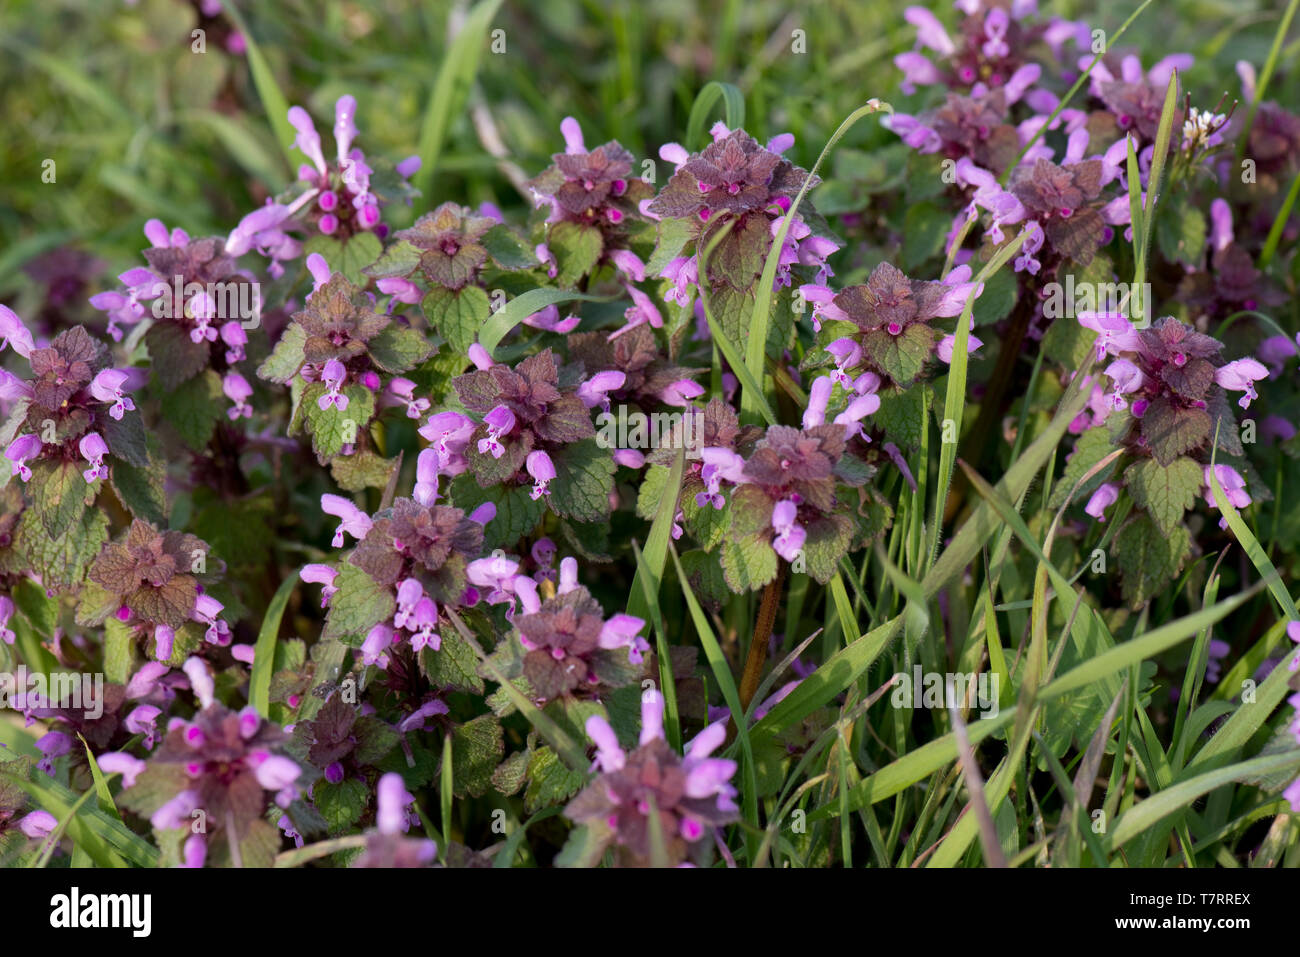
[317,359,349,411]
[223,371,254,420]
[321,494,373,548]
[1084,483,1120,522]
[526,450,556,500]
[5,433,42,482]
[300,564,338,607]
[477,405,516,458]
[89,369,135,420]
[0,304,35,357]
[79,432,109,484]
[1215,358,1269,409]
[771,499,806,561]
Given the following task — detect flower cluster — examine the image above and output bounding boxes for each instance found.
[115,669,302,868]
[564,690,737,867]
[2,321,138,488]
[86,520,226,660]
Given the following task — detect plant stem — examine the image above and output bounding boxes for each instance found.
[738,563,787,714]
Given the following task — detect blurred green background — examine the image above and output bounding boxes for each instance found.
[0,0,1290,315]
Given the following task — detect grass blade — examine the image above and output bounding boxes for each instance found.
[478,288,614,359]
[685,81,746,149]
[250,570,299,717]
[413,0,505,198]
[220,4,297,179]
[741,99,892,425]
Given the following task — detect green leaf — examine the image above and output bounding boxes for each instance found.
[30,459,91,541]
[330,450,399,492]
[719,535,779,593]
[873,385,929,450]
[1049,425,1119,509]
[1155,197,1207,264]
[257,322,307,384]
[110,452,167,526]
[160,368,226,451]
[1125,456,1201,536]
[302,384,376,460]
[1141,396,1210,466]
[449,476,546,550]
[145,321,210,391]
[523,746,587,814]
[16,507,108,592]
[646,216,695,276]
[422,285,490,354]
[12,580,58,637]
[303,232,383,286]
[314,777,369,833]
[548,221,605,287]
[901,202,950,270]
[1114,513,1192,607]
[366,323,435,374]
[104,616,135,685]
[548,438,615,523]
[801,513,854,584]
[862,324,935,387]
[450,714,504,798]
[419,630,485,695]
[481,224,539,269]
[635,465,671,521]
[364,239,422,279]
[100,408,149,468]
[324,563,396,643]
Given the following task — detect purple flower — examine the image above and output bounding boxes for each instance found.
[0,596,15,646]
[88,368,135,420]
[413,447,441,506]
[97,752,147,788]
[321,494,373,548]
[565,691,737,866]
[222,371,254,420]
[1078,311,1140,361]
[0,304,34,358]
[577,370,626,411]
[125,705,162,748]
[361,623,394,669]
[1204,465,1250,526]
[317,358,349,411]
[18,810,57,838]
[526,450,557,500]
[598,613,650,664]
[466,554,522,607]
[477,404,517,458]
[1214,358,1269,409]
[5,433,42,482]
[300,564,338,607]
[419,411,476,475]
[78,432,109,484]
[771,499,806,562]
[192,593,230,645]
[1084,483,1120,522]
